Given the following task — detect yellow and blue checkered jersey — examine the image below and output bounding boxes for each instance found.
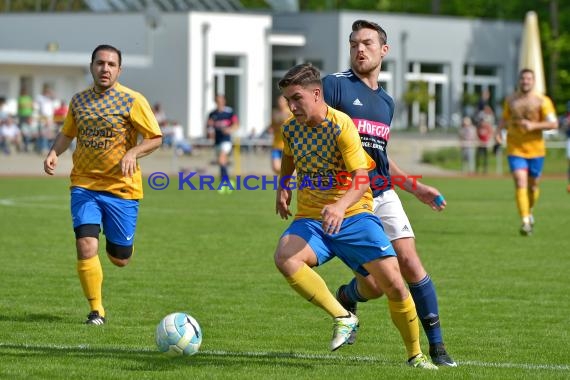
[502,91,556,158]
[282,106,375,220]
[61,83,162,200]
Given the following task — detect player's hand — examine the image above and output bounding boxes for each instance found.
[43,151,58,175]
[276,187,292,219]
[520,119,534,132]
[121,150,138,178]
[413,183,446,211]
[320,204,344,235]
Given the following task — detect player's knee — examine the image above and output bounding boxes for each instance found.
[106,241,133,267]
[273,249,287,271]
[273,248,301,276]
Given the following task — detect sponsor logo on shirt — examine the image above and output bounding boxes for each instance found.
[353,118,390,140]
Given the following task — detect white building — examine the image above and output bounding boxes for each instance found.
[0,6,522,137]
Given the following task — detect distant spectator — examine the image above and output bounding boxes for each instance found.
[0,97,8,121]
[53,100,69,127]
[477,89,491,112]
[153,102,168,127]
[268,95,289,174]
[170,121,192,156]
[475,105,496,174]
[36,85,57,126]
[458,116,477,174]
[17,88,34,127]
[20,116,38,153]
[1,116,23,154]
[36,85,58,154]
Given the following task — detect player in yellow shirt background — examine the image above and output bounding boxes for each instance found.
[496,68,558,236]
[269,95,289,174]
[273,63,436,369]
[43,44,163,324]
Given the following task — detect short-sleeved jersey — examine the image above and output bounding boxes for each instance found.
[61,83,162,200]
[502,91,557,158]
[323,69,394,197]
[208,107,238,145]
[282,106,375,220]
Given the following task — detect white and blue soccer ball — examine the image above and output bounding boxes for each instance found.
[155,312,202,356]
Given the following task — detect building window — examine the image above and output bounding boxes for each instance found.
[463,64,501,114]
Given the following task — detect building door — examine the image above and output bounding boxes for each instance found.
[213,55,245,133]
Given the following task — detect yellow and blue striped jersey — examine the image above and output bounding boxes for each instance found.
[502,91,556,158]
[282,106,375,219]
[62,83,162,199]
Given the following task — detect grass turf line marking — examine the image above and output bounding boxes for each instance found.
[1,343,568,371]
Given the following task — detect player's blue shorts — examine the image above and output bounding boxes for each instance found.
[271,149,283,160]
[282,213,395,276]
[507,155,545,178]
[70,187,139,246]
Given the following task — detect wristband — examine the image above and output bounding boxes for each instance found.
[434,194,445,207]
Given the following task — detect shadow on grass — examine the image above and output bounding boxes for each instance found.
[0,344,378,370]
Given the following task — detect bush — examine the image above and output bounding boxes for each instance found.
[421,147,461,168]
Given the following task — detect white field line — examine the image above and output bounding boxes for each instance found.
[0,196,179,214]
[1,343,568,372]
[0,195,68,210]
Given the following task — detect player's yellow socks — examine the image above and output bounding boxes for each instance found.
[388,294,421,359]
[77,255,104,317]
[528,187,540,210]
[515,187,530,218]
[286,263,347,318]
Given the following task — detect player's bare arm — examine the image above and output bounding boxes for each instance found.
[321,168,369,234]
[388,157,446,210]
[121,136,162,178]
[276,153,295,219]
[521,116,559,132]
[43,133,73,175]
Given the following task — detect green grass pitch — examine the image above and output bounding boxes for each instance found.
[0,176,569,379]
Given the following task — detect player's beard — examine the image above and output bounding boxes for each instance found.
[352,58,380,77]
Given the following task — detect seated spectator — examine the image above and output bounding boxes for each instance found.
[160,123,173,148]
[170,121,192,155]
[20,116,38,153]
[1,116,23,154]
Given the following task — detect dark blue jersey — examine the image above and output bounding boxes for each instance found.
[207,106,238,145]
[323,69,394,196]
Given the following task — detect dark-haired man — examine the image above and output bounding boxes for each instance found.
[43,44,162,324]
[323,20,456,366]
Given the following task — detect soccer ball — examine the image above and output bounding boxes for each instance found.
[155,312,202,356]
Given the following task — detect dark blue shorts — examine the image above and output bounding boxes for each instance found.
[282,213,395,276]
[70,187,139,245]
